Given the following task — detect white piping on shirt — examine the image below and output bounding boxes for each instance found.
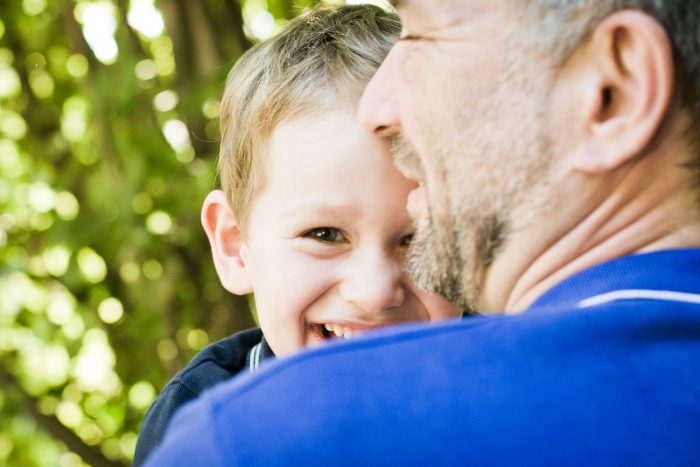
[248,342,262,372]
[578,289,700,308]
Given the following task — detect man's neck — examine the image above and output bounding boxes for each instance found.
[480,142,700,314]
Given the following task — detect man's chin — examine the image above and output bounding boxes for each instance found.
[407,223,467,308]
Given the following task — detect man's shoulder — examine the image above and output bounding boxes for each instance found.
[147,300,700,465]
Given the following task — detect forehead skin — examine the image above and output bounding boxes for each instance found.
[391,0,508,42]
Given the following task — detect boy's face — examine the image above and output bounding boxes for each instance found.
[240,111,460,356]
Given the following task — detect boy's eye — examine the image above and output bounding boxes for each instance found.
[305,227,346,243]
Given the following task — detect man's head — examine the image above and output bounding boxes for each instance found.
[359,0,700,312]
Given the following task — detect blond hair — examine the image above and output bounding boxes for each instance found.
[218,5,400,226]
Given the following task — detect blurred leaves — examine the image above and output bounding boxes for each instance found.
[0,0,393,464]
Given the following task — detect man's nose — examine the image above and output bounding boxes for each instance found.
[358,48,401,138]
[339,249,406,314]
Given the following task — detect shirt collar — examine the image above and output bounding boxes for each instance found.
[247,335,276,372]
[528,248,700,310]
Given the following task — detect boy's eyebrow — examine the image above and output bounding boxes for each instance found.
[280,202,360,220]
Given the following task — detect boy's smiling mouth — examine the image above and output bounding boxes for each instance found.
[312,322,393,340]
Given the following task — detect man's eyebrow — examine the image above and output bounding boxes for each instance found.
[389,0,401,8]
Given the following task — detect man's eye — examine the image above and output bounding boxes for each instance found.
[305,227,345,243]
[399,233,414,247]
[399,34,420,42]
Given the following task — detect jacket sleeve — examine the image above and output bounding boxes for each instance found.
[133,381,198,466]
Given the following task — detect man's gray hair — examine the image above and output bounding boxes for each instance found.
[519,1,700,166]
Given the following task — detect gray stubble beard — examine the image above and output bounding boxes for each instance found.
[391,137,493,311]
[394,94,556,313]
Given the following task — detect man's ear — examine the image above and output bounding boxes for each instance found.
[568,9,674,173]
[201,190,253,295]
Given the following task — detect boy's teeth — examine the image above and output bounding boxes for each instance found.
[322,324,359,338]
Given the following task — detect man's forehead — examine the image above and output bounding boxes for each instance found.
[389,1,497,20]
[391,1,506,33]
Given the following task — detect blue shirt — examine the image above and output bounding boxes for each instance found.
[145,249,700,466]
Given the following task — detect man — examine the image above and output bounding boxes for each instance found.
[146,1,700,465]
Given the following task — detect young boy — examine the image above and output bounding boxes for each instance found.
[134,5,460,465]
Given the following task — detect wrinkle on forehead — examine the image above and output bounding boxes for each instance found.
[399,1,505,36]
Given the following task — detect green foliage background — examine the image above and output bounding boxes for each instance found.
[0,0,385,465]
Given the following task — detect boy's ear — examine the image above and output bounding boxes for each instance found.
[565,10,674,173]
[201,190,253,295]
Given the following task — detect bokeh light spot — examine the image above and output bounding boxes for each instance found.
[0,111,28,140]
[128,381,155,410]
[119,261,140,283]
[76,1,119,65]
[43,245,70,277]
[78,423,103,446]
[30,212,54,232]
[19,340,71,391]
[38,395,58,415]
[142,259,162,280]
[62,314,85,340]
[47,290,75,325]
[63,384,83,402]
[0,435,11,463]
[77,247,107,283]
[56,400,83,429]
[120,432,138,459]
[58,451,84,467]
[161,119,191,153]
[154,89,178,112]
[72,329,119,395]
[247,10,275,40]
[0,139,20,174]
[186,328,209,350]
[83,393,106,417]
[127,0,164,39]
[146,210,172,235]
[98,297,124,324]
[28,181,55,213]
[30,71,55,99]
[101,438,121,461]
[0,64,21,99]
[61,96,89,143]
[55,191,80,220]
[22,0,47,16]
[131,191,152,214]
[156,338,177,361]
[202,99,220,120]
[175,147,194,164]
[66,54,89,78]
[28,253,49,277]
[25,52,47,70]
[134,59,157,81]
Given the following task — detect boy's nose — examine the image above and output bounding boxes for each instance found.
[358,47,401,138]
[339,249,405,314]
